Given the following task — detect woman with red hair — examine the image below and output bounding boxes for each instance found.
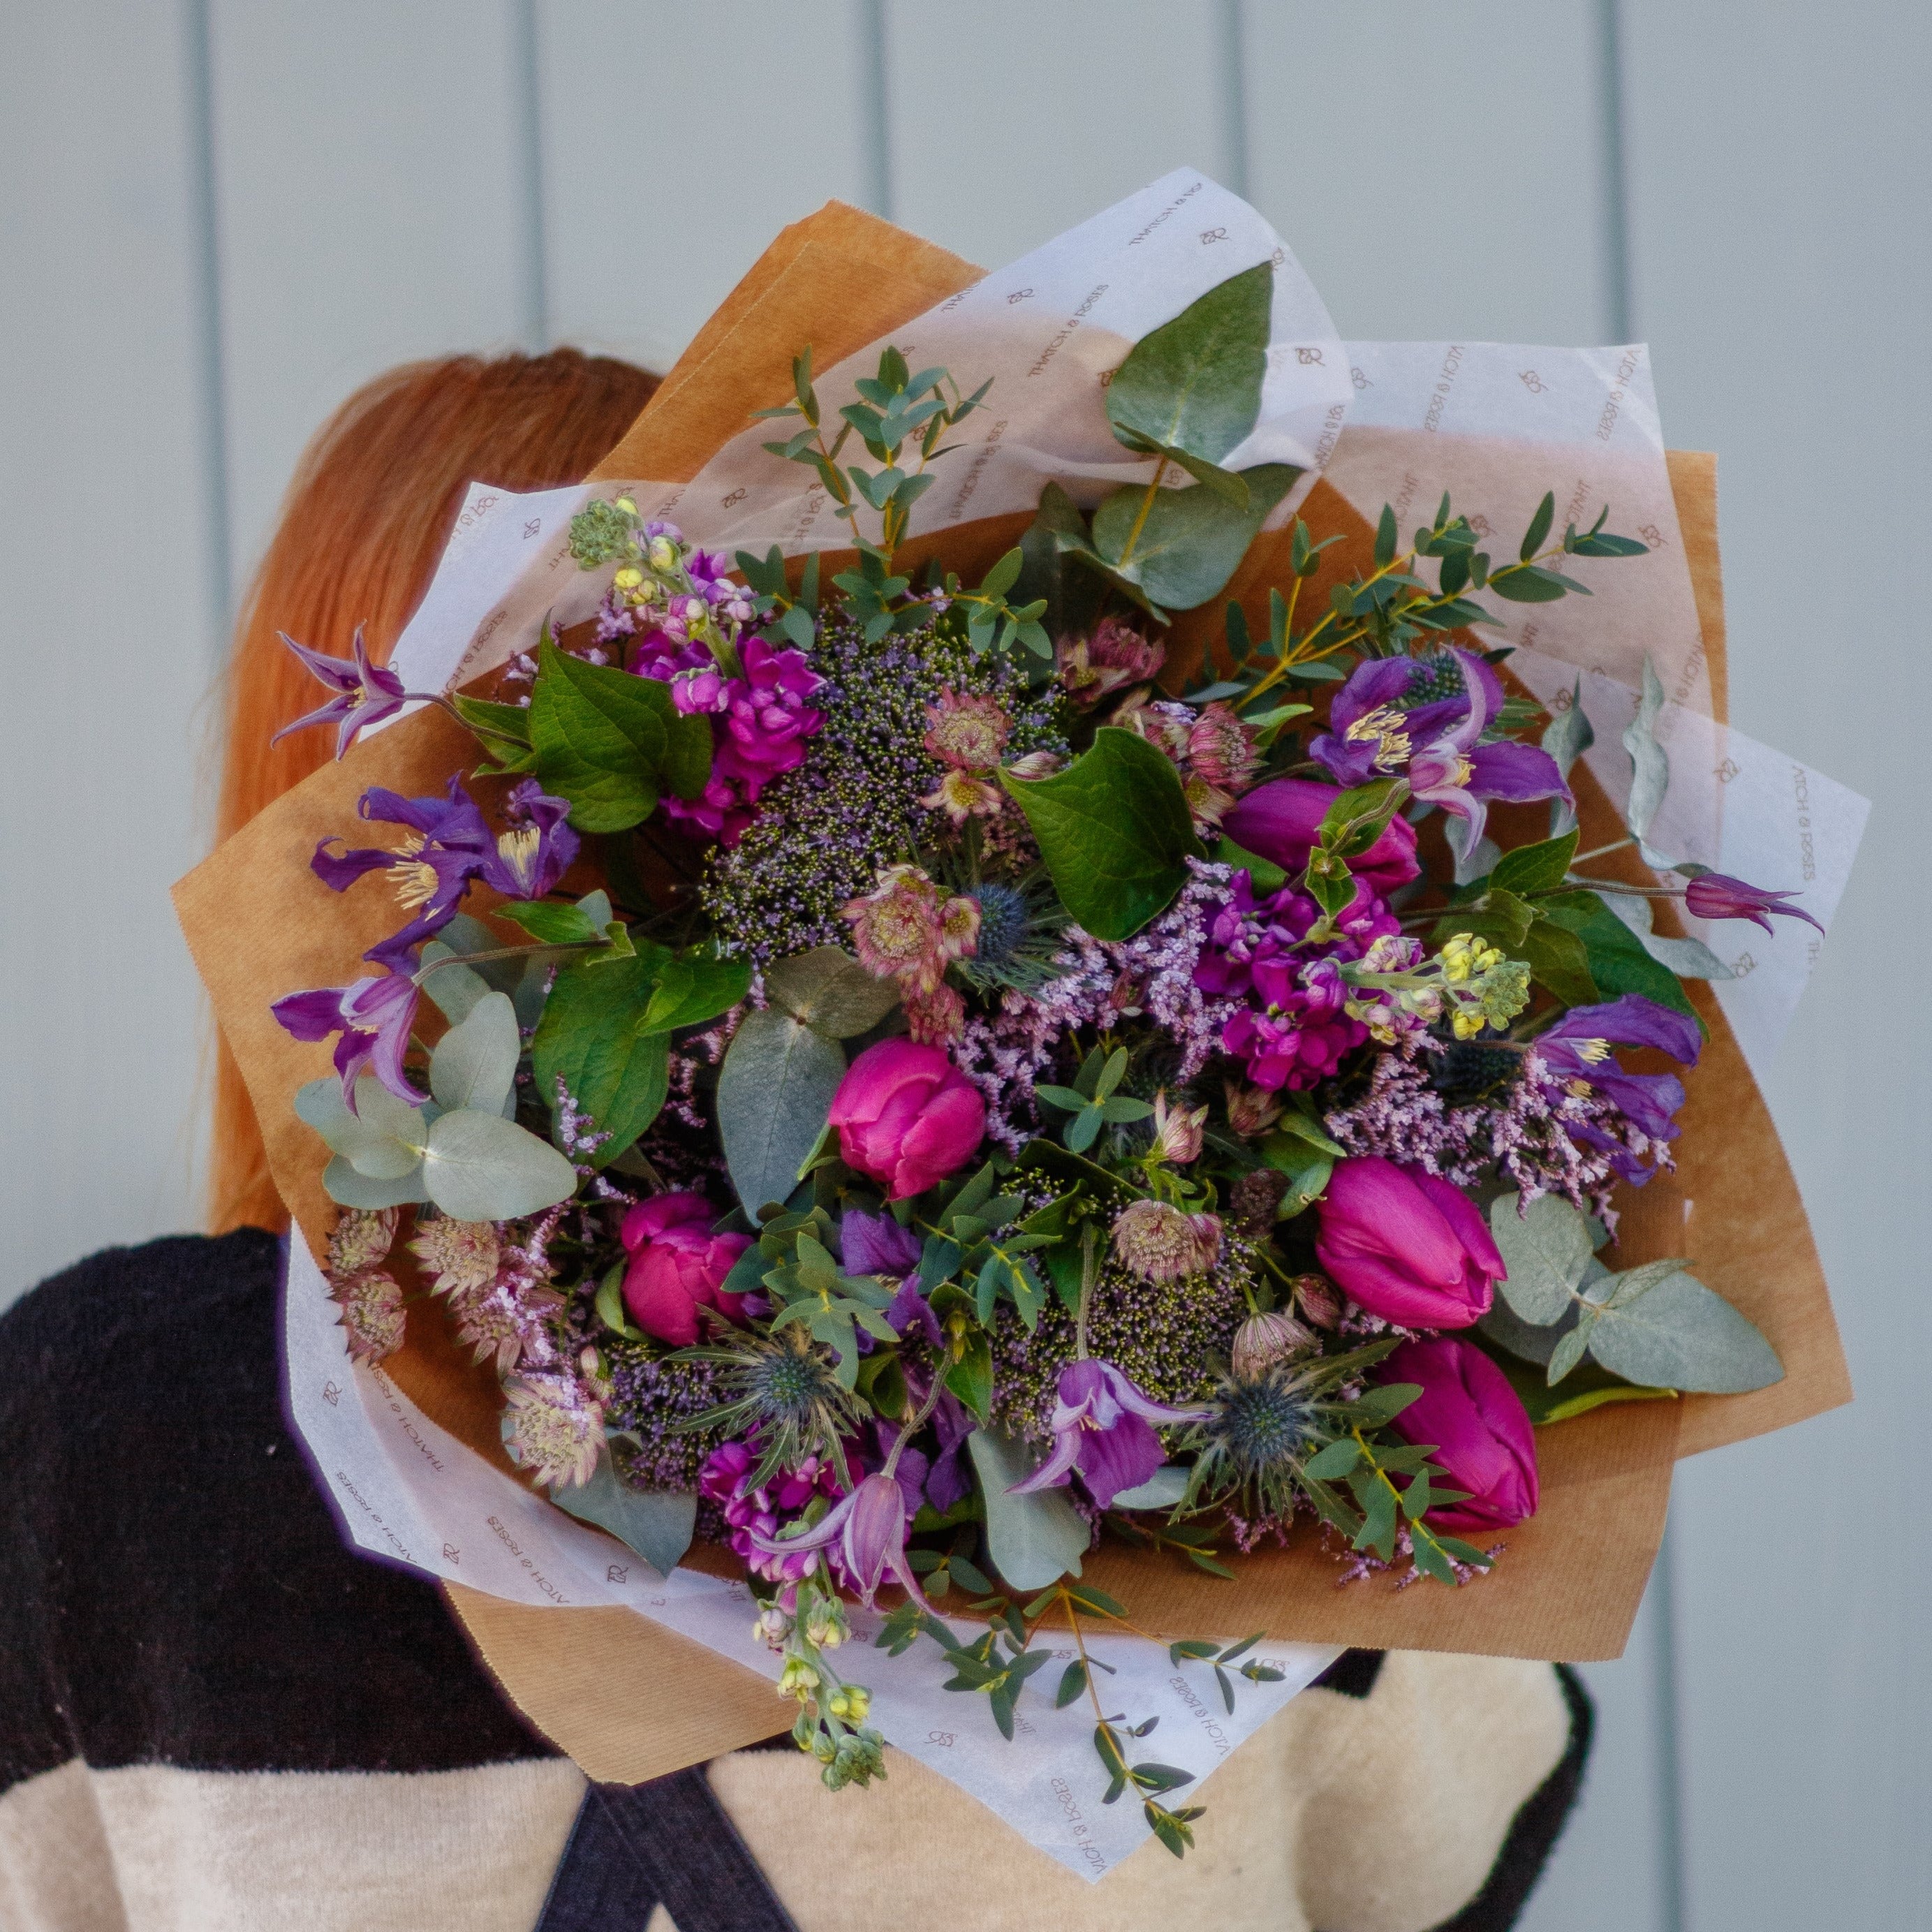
[0,351,1590,1932]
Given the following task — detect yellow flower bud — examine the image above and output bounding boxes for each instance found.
[612,566,643,590]
[614,496,637,516]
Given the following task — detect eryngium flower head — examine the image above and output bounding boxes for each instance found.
[1185,1362,1325,1519]
[408,1215,500,1297]
[677,1326,867,1489]
[503,1373,604,1489]
[1112,1198,1223,1283]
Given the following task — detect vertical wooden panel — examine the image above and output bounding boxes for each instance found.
[537,0,872,377]
[882,0,1236,269]
[1243,1,1610,344]
[1621,3,1932,1924]
[0,2,219,1299]
[209,0,538,590]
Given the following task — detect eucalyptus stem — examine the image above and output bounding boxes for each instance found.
[412,938,603,985]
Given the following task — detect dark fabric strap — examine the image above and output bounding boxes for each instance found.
[536,1766,797,1932]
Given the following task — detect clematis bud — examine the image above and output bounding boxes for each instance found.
[1380,1336,1538,1530]
[620,1192,751,1347]
[828,1039,986,1201]
[747,1471,931,1609]
[1112,1198,1223,1282]
[1314,1158,1504,1329]
[1230,1308,1315,1380]
[1681,869,1822,934]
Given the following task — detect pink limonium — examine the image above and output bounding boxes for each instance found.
[745,1469,933,1609]
[1681,869,1823,935]
[1009,1359,1214,1511]
[1380,1336,1538,1530]
[272,623,416,759]
[619,1192,751,1347]
[1314,1156,1505,1329]
[828,1039,986,1201]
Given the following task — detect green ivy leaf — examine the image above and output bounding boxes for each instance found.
[1538,891,1704,1032]
[1001,728,1202,941]
[531,947,676,1165]
[1490,829,1579,899]
[528,641,670,832]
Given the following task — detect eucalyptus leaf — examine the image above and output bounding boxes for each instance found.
[716,1007,846,1220]
[548,1448,697,1578]
[321,1154,427,1209]
[1547,1319,1595,1385]
[1480,1295,1577,1368]
[415,941,494,1023]
[1489,1190,1593,1325]
[420,1109,577,1221]
[429,991,521,1117]
[1109,1464,1190,1510]
[1584,1269,1784,1393]
[295,1076,426,1180]
[765,947,901,1038]
[967,1429,1087,1590]
[1105,260,1271,466]
[436,913,529,994]
[1541,681,1594,836]
[1621,656,1670,854]
[1001,728,1201,941]
[1091,464,1299,612]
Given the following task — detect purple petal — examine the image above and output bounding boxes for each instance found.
[271,985,351,1041]
[1074,1412,1165,1511]
[1097,1362,1214,1426]
[842,1207,924,1278]
[1465,739,1570,804]
[1548,994,1702,1067]
[310,839,395,894]
[279,631,361,693]
[885,1279,944,1350]
[1007,1429,1082,1495]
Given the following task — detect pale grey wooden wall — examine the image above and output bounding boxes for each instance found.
[2,3,1925,1923]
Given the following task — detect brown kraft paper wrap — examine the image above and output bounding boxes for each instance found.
[172,205,1848,1783]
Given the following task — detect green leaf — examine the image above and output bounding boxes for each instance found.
[493,899,602,947]
[1091,464,1300,612]
[1373,503,1397,568]
[595,1264,644,1341]
[1478,1337,1677,1425]
[1056,1662,1090,1708]
[1584,1269,1784,1393]
[1433,885,1533,954]
[295,1075,425,1180]
[1491,829,1578,899]
[1301,1438,1361,1480]
[1487,1190,1592,1325]
[1538,892,1704,1031]
[715,1006,846,1220]
[428,990,520,1118]
[1546,1319,1595,1385]
[1257,1134,1332,1218]
[663,712,714,802]
[1105,261,1271,465]
[967,1429,1087,1591]
[420,1108,578,1221]
[533,950,675,1165]
[1214,834,1287,895]
[945,1327,994,1422]
[635,953,753,1035]
[1519,915,1600,1008]
[527,641,670,832]
[764,947,902,1038]
[1001,728,1202,941]
[1621,657,1670,850]
[415,940,495,1024]
[548,1447,696,1578]
[1520,491,1555,561]
[1601,889,1736,982]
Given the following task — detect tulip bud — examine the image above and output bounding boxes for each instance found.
[828,1039,986,1201]
[1380,1336,1538,1530]
[1313,1157,1504,1329]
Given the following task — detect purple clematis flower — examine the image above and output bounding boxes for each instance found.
[744,1470,931,1609]
[841,1207,923,1278]
[272,625,414,760]
[1532,995,1701,1180]
[1311,649,1569,848]
[1683,870,1822,935]
[272,964,425,1108]
[923,1388,975,1514]
[479,780,581,899]
[1008,1359,1213,1511]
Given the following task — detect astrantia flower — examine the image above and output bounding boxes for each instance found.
[924,688,1010,769]
[408,1216,500,1297]
[1230,1308,1315,1380]
[1311,649,1569,848]
[330,1268,405,1363]
[1149,1091,1207,1165]
[272,624,413,759]
[1226,1166,1290,1238]
[1223,1082,1284,1140]
[841,864,978,992]
[921,767,1004,825]
[1112,1198,1223,1282]
[1186,702,1261,796]
[904,980,967,1045]
[1056,616,1165,705]
[1009,1359,1213,1511]
[503,1374,604,1489]
[326,1207,397,1279]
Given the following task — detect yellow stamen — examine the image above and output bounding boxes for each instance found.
[1345,703,1413,773]
[1575,1038,1612,1063]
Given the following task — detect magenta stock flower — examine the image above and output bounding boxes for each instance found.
[701,1441,846,1586]
[1009,1359,1213,1511]
[620,1192,751,1347]
[1381,1336,1538,1531]
[1682,870,1822,935]
[1314,1157,1505,1329]
[1311,650,1569,848]
[272,624,413,759]
[829,1039,986,1201]
[1223,776,1421,897]
[745,1469,932,1608]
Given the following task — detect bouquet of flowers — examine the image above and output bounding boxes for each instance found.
[182,183,1853,1861]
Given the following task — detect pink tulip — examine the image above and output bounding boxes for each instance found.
[620,1192,751,1346]
[1223,776,1421,897]
[1314,1157,1504,1329]
[1381,1336,1538,1530]
[828,1039,985,1202]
